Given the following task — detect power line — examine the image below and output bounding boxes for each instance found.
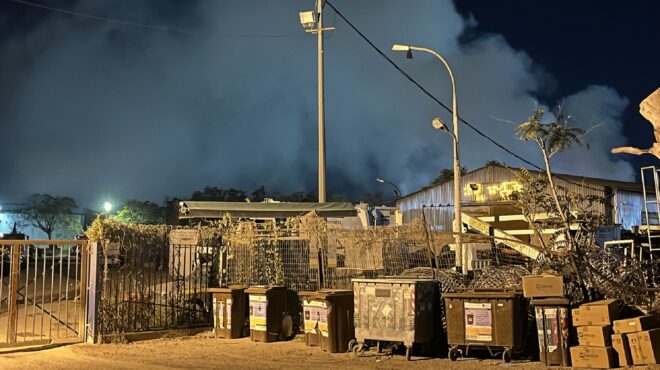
[9,0,304,38]
[324,0,605,193]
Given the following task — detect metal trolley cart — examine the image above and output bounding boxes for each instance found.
[349,278,440,361]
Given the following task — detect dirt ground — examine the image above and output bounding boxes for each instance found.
[0,331,656,370]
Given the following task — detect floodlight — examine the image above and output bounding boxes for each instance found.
[299,11,316,29]
[104,202,112,213]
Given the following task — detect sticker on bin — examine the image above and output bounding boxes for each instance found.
[464,302,493,342]
[213,298,217,333]
[226,299,232,329]
[218,301,226,329]
[249,295,268,331]
[304,300,329,336]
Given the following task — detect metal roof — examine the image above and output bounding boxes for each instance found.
[178,201,357,219]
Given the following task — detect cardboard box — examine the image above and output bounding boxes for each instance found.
[569,346,617,369]
[638,328,660,364]
[572,300,619,326]
[522,274,564,298]
[611,333,632,367]
[613,314,660,334]
[628,332,645,365]
[577,325,612,347]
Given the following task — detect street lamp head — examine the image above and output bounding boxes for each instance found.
[392,44,413,59]
[376,178,385,183]
[103,202,113,213]
[432,117,449,132]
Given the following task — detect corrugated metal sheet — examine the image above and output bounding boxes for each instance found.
[615,190,656,229]
[397,166,618,229]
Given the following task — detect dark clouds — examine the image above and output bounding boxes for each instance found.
[0,0,635,208]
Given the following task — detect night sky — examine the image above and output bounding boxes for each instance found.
[1,0,658,209]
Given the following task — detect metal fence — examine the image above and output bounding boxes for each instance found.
[0,240,88,347]
[91,231,220,339]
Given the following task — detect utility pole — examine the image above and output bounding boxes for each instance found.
[316,0,326,203]
[300,2,334,203]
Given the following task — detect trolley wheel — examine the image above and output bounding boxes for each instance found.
[353,343,365,356]
[449,346,460,361]
[502,348,512,364]
[405,346,412,361]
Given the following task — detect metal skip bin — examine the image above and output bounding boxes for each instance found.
[350,278,439,361]
[209,286,249,339]
[302,290,354,353]
[443,289,526,363]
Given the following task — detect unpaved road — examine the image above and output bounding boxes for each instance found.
[0,332,656,369]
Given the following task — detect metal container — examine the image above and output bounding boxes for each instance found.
[209,286,249,339]
[351,278,440,360]
[301,289,354,353]
[443,289,526,363]
[532,298,572,367]
[245,286,296,342]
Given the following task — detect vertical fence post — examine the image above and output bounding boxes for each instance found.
[84,242,99,343]
[78,241,89,341]
[7,246,20,343]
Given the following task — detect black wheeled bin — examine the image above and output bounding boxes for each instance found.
[443,289,527,363]
[532,297,572,366]
[351,278,440,360]
[245,286,298,342]
[210,286,249,339]
[301,289,354,353]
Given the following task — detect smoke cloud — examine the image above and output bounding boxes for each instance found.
[0,0,634,207]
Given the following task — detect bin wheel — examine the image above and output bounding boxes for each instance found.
[347,339,357,353]
[502,348,512,364]
[405,346,412,361]
[449,346,460,361]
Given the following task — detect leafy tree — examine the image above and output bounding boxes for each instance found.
[430,166,467,186]
[251,186,267,202]
[112,200,164,225]
[485,160,506,167]
[278,191,317,202]
[20,194,80,239]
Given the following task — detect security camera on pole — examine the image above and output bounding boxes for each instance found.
[299,2,335,203]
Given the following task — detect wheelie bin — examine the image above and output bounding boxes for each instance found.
[210,286,249,338]
[245,286,298,342]
[532,297,572,366]
[301,289,354,353]
[443,288,527,363]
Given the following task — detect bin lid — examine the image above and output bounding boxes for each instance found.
[316,289,353,298]
[531,297,570,306]
[207,285,247,293]
[443,290,522,299]
[351,278,437,285]
[245,285,286,294]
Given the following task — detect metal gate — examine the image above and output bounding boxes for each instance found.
[0,240,88,348]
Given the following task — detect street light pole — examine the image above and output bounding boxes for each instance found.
[392,44,465,274]
[376,177,402,199]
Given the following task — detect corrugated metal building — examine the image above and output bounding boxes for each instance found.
[397,164,653,231]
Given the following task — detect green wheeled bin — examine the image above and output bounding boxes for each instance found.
[210,286,249,339]
[301,289,354,353]
[443,288,527,363]
[245,286,298,342]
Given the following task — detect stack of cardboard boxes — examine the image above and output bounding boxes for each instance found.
[612,314,660,366]
[570,299,619,368]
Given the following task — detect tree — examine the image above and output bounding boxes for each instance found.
[190,187,248,202]
[362,191,386,206]
[112,200,164,225]
[515,107,584,241]
[20,194,80,239]
[430,166,467,186]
